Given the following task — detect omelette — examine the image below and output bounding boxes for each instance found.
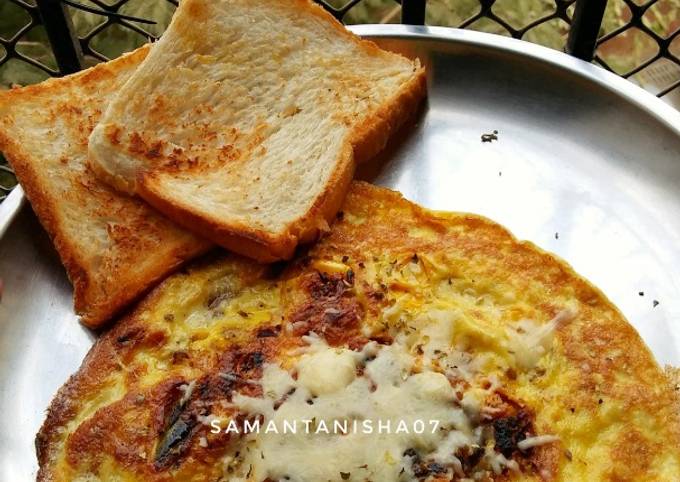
[36,182,680,481]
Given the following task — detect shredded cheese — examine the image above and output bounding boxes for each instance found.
[229,339,477,481]
[213,303,570,480]
[517,434,560,451]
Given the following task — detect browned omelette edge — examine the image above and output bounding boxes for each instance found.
[35,181,680,480]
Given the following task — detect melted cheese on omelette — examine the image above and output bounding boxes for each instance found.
[36,182,680,482]
[224,328,558,481]
[191,254,574,481]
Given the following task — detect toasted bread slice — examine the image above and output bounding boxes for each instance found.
[0,47,211,327]
[88,0,426,262]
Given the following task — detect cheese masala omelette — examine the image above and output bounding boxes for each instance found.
[36,182,680,481]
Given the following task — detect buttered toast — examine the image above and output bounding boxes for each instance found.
[89,0,426,262]
[0,47,211,327]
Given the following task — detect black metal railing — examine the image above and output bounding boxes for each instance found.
[594,0,680,97]
[4,0,668,81]
[0,0,678,202]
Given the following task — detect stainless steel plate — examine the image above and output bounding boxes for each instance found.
[2,25,680,480]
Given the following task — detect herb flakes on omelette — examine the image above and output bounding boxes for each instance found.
[36,182,680,482]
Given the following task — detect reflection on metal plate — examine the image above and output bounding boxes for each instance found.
[0,186,24,238]
[1,25,679,480]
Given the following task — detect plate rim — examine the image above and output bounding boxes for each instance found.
[0,184,23,239]
[348,24,680,134]
[2,25,679,235]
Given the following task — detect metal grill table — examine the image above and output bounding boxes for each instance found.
[1,24,680,481]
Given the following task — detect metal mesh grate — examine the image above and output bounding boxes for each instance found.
[4,1,679,95]
[0,0,678,200]
[595,0,680,97]
[0,0,178,85]
[319,0,574,46]
[72,0,177,61]
[1,1,57,83]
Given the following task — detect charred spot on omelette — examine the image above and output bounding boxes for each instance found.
[36,182,680,482]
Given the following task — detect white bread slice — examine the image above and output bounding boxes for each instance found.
[0,46,211,327]
[88,0,426,262]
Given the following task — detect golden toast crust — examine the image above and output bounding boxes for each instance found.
[0,47,211,327]
[88,0,427,262]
